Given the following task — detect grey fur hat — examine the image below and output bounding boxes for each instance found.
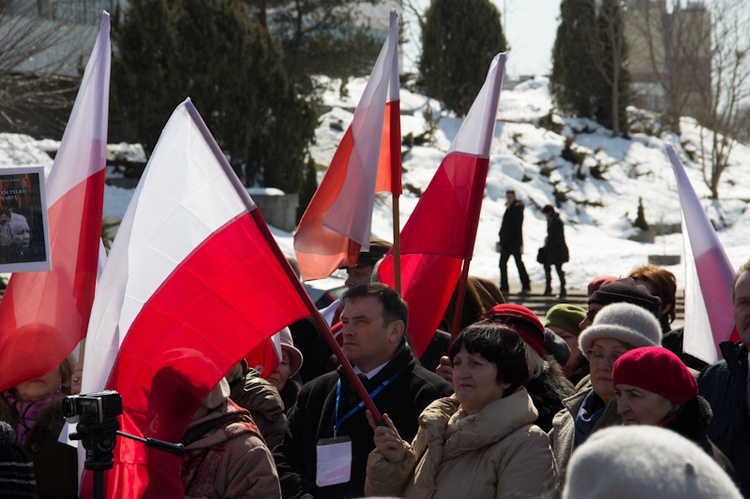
[563,426,742,499]
[578,302,662,358]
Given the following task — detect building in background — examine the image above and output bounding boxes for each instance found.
[625,0,711,121]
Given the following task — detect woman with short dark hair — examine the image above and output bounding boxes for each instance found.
[365,322,557,498]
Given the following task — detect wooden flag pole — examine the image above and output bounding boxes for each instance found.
[392,193,401,294]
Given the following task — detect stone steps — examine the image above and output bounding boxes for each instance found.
[504,290,685,327]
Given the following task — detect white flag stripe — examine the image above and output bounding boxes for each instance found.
[83,99,246,395]
[46,12,110,205]
[447,53,506,158]
[322,11,399,247]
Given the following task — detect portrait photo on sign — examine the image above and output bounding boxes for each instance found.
[0,166,51,273]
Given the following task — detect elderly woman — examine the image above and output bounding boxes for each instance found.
[612,346,735,477]
[365,322,557,498]
[549,302,662,478]
[0,356,77,498]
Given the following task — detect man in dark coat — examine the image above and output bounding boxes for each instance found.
[273,283,453,499]
[499,190,531,294]
[541,204,569,298]
[698,260,750,497]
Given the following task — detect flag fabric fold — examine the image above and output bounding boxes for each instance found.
[379,53,507,356]
[0,12,111,391]
[81,100,310,498]
[294,10,400,281]
[667,144,737,364]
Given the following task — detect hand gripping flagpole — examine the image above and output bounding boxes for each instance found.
[184,100,384,423]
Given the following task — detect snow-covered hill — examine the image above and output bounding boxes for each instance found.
[3,76,750,291]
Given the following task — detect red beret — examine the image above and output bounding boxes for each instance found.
[480,304,545,357]
[612,346,698,405]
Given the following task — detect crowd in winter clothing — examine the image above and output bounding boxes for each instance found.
[2,234,750,498]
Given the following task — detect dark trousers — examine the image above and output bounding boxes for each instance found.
[544,263,566,293]
[500,246,530,291]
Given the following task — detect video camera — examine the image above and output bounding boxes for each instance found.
[63,390,122,424]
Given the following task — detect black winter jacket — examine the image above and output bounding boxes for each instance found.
[273,342,453,499]
[698,341,750,497]
[526,356,576,432]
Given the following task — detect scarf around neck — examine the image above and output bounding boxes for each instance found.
[4,385,62,445]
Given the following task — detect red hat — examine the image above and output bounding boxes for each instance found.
[612,346,698,405]
[480,304,545,357]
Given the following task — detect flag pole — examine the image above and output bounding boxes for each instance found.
[450,159,491,340]
[185,100,384,422]
[392,194,401,294]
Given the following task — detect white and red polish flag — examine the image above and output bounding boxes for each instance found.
[294,10,400,281]
[667,144,738,364]
[379,54,506,356]
[80,100,310,498]
[0,12,110,392]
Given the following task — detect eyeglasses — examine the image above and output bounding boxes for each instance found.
[588,351,622,367]
[586,308,599,321]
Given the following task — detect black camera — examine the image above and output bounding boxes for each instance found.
[63,390,122,424]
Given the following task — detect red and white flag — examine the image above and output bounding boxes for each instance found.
[81,100,310,498]
[294,10,400,281]
[0,12,110,391]
[379,53,506,356]
[667,144,737,364]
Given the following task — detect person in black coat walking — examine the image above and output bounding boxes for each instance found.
[499,190,531,294]
[541,204,569,298]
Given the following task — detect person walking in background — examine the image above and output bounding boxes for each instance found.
[499,190,531,295]
[541,204,569,298]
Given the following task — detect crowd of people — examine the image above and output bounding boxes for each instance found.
[1,197,749,498]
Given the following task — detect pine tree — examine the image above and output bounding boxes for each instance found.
[593,0,631,135]
[419,0,507,116]
[551,0,631,136]
[551,0,598,118]
[111,0,315,192]
[246,0,383,91]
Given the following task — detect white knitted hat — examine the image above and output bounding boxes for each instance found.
[563,426,742,499]
[578,302,662,359]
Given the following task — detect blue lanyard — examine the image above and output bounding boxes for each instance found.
[333,369,403,436]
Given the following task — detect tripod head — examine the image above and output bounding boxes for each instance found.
[64,390,184,499]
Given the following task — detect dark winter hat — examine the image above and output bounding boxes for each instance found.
[0,422,37,497]
[480,304,545,357]
[545,304,586,337]
[579,302,662,359]
[587,275,619,297]
[352,238,392,268]
[589,277,662,318]
[544,328,571,366]
[613,346,698,406]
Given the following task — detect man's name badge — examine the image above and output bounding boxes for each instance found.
[316,436,352,487]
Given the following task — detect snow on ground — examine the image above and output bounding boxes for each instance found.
[3,76,750,292]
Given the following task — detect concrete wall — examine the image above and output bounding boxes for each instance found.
[251,192,299,232]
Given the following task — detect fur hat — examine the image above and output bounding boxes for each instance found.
[578,302,662,359]
[589,277,662,317]
[0,422,37,497]
[279,327,303,378]
[563,426,742,499]
[545,304,586,336]
[613,346,698,405]
[480,304,545,357]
